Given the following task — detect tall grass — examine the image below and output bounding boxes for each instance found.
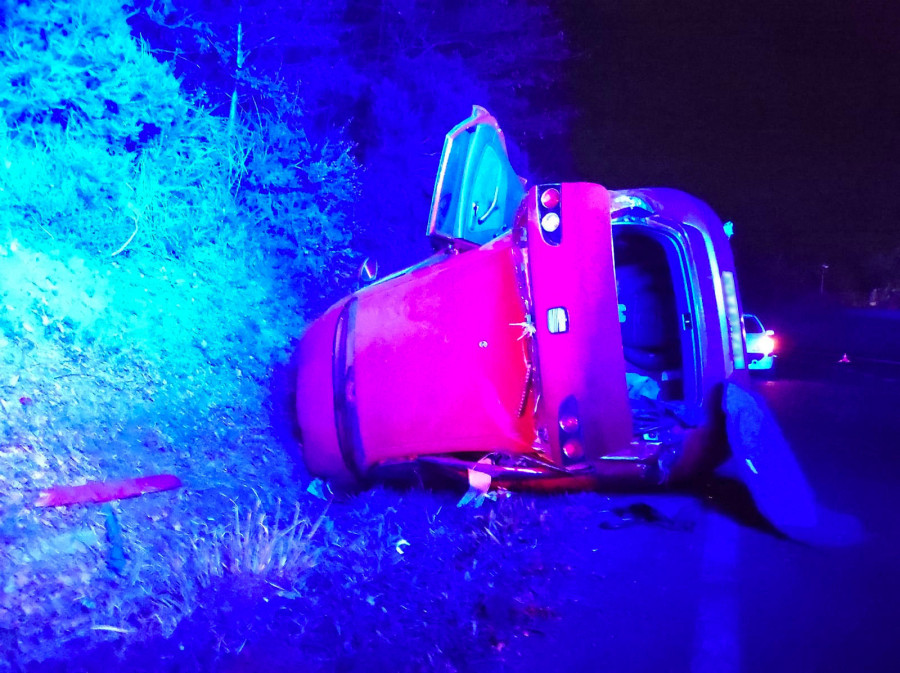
[0,0,359,665]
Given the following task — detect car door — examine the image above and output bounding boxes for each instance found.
[427,106,525,246]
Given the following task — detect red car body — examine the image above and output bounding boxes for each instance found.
[296,107,750,490]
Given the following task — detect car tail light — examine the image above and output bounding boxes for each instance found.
[540,187,560,209]
[537,184,562,245]
[562,439,584,461]
[558,395,584,464]
[540,212,560,232]
[559,410,579,434]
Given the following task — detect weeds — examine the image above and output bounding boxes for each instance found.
[191,497,331,580]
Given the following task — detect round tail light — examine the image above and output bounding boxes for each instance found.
[540,212,560,233]
[562,439,584,461]
[540,187,560,209]
[559,414,579,434]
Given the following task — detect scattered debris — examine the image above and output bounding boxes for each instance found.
[35,474,182,507]
[306,478,332,500]
[625,372,661,400]
[90,625,133,634]
[457,458,493,508]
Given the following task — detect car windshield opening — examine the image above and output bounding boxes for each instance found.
[614,231,685,404]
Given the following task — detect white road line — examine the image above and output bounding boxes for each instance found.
[691,511,740,673]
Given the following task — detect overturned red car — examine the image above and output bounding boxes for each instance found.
[295,107,753,492]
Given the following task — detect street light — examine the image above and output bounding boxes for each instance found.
[820,264,829,295]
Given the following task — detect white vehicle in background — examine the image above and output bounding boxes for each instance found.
[743,313,776,372]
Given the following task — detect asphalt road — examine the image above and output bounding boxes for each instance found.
[500,362,900,673]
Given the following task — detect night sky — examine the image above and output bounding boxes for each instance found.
[558,1,899,301]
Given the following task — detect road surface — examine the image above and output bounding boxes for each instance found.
[500,363,900,673]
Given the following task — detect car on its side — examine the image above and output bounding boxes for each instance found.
[743,313,776,372]
[294,106,751,491]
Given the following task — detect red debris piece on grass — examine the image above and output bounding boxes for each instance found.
[35,474,182,507]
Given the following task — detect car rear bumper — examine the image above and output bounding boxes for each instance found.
[295,300,357,486]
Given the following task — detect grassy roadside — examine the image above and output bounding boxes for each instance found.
[2,464,556,671]
[10,483,704,673]
[8,485,654,673]
[0,236,312,665]
[0,1,359,663]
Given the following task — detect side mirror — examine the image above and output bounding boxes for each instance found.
[357,257,378,285]
[765,329,774,336]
